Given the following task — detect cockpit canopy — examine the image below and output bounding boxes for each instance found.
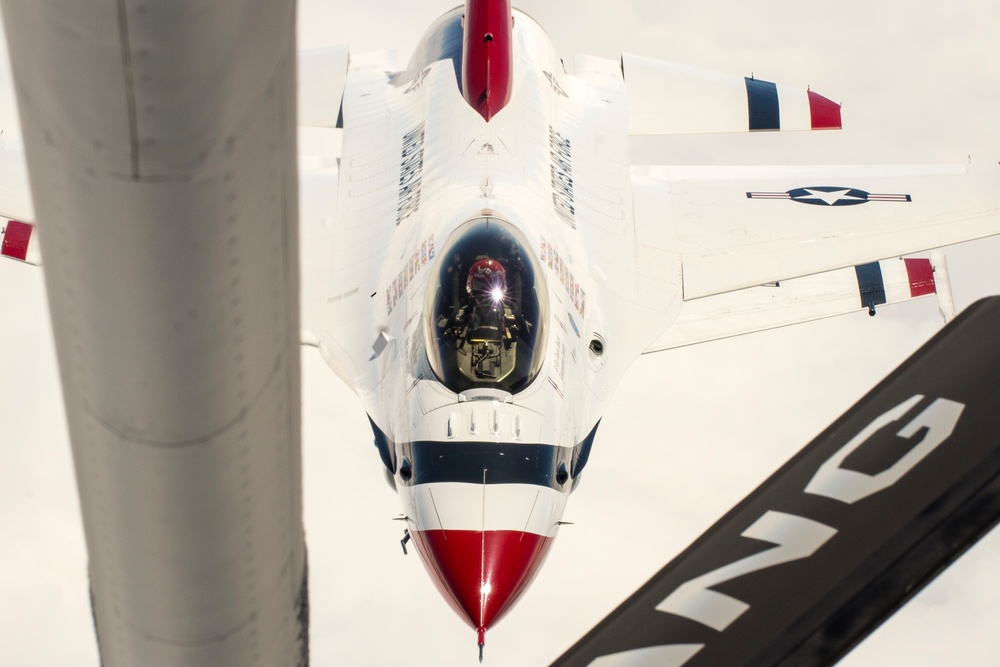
[424,217,548,394]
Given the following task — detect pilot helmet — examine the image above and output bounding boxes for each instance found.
[466,258,507,304]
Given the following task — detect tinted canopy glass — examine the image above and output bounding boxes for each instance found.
[424,217,548,393]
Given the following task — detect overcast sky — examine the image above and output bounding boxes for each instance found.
[1,1,999,666]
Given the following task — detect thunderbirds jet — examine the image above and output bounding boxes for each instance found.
[297,1,1000,658]
[2,1,1000,666]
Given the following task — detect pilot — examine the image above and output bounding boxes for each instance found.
[438,258,502,341]
[466,258,506,306]
[467,258,527,352]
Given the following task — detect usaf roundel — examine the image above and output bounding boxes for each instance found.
[747,186,912,206]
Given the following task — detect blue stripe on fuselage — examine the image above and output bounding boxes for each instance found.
[399,440,573,489]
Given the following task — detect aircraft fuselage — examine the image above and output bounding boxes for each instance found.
[325,5,656,643]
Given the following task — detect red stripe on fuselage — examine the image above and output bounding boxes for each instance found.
[462,0,513,122]
[410,529,554,633]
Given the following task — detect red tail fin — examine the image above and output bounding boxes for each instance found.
[462,0,513,121]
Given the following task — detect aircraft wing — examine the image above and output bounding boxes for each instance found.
[0,45,348,207]
[3,149,329,273]
[0,47,348,272]
[553,295,1000,667]
[645,255,943,353]
[297,50,412,394]
[631,164,1000,302]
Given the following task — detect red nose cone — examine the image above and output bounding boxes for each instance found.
[410,529,554,631]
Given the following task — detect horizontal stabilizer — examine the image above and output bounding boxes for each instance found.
[553,296,1000,667]
[621,54,841,135]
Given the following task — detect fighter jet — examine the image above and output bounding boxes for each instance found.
[294,0,1000,657]
[3,0,1000,664]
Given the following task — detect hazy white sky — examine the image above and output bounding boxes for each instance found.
[1,1,999,666]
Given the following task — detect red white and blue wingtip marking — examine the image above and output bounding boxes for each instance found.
[1,218,39,265]
[855,257,937,314]
[743,76,841,131]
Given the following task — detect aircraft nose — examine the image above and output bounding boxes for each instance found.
[410,528,554,633]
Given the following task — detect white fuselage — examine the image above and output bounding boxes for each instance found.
[315,7,674,638]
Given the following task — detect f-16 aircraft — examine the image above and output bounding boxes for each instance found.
[1,1,1000,667]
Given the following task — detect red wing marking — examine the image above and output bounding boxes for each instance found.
[1,219,33,261]
[808,89,842,130]
[904,257,937,297]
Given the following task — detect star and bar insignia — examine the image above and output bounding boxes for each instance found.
[746,186,912,206]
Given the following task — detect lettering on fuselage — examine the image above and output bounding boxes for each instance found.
[386,234,435,314]
[552,336,565,380]
[396,123,426,226]
[548,126,576,228]
[540,236,586,317]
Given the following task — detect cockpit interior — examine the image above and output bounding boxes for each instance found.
[424,217,549,394]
